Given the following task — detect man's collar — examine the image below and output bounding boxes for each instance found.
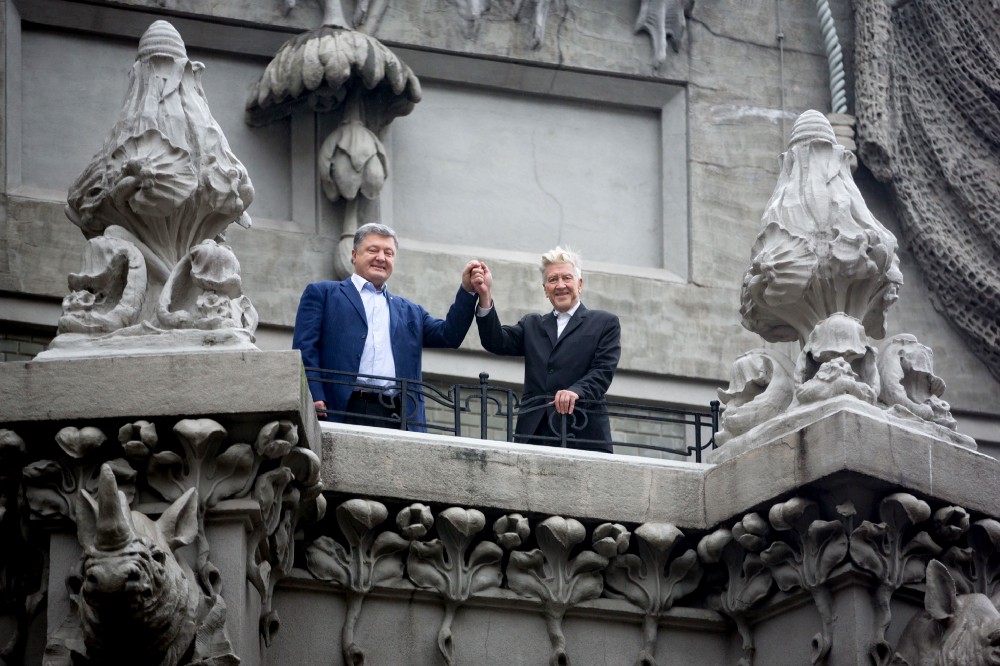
[351,273,387,293]
[552,302,582,318]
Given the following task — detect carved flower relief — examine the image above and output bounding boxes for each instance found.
[66,21,254,270]
[398,503,435,540]
[119,421,158,460]
[592,523,631,558]
[254,420,299,460]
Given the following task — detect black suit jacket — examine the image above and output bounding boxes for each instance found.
[477,303,621,451]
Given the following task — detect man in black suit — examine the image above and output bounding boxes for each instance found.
[471,248,621,453]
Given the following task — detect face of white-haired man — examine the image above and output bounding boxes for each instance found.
[542,262,583,313]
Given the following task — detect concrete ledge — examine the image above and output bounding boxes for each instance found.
[0,350,321,452]
[319,424,710,528]
[704,406,1000,525]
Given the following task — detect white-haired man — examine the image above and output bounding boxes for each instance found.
[472,248,621,453]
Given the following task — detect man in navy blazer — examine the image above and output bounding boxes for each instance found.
[472,247,621,453]
[293,223,480,430]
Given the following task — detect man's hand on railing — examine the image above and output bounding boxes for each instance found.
[550,389,579,415]
[314,400,327,418]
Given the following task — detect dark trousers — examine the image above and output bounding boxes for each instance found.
[344,391,403,430]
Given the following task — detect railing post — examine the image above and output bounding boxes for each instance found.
[479,373,489,440]
[694,414,703,463]
[559,414,567,447]
[507,390,516,442]
[710,400,721,450]
[453,382,462,437]
[400,378,408,431]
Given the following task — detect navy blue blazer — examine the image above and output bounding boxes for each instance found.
[477,303,621,451]
[293,278,477,430]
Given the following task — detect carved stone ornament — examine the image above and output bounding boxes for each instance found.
[246,4,421,280]
[697,514,774,666]
[305,499,408,665]
[891,560,1000,666]
[717,109,976,452]
[604,523,702,666]
[878,334,959,431]
[716,349,794,445]
[404,506,502,665]
[42,21,257,360]
[635,0,692,69]
[7,416,324,662]
[45,465,239,666]
[505,515,609,666]
[741,110,902,346]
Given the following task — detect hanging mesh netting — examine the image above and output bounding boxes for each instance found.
[854,0,1000,381]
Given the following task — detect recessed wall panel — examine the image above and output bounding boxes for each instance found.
[388,82,665,268]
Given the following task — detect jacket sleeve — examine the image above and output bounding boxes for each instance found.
[421,287,478,349]
[291,282,326,401]
[475,305,526,356]
[567,313,621,400]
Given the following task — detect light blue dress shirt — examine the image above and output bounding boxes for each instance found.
[351,273,396,391]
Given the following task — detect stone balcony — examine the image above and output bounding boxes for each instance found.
[3,351,998,665]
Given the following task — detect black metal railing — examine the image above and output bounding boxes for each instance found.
[304,368,720,462]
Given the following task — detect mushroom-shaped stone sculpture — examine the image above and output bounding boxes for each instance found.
[246,0,421,278]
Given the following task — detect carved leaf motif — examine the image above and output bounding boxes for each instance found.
[850,493,939,587]
[508,517,609,611]
[761,498,848,591]
[254,421,298,459]
[254,468,294,537]
[698,527,774,615]
[203,444,256,506]
[21,460,70,519]
[408,508,502,601]
[606,523,702,617]
[305,535,351,587]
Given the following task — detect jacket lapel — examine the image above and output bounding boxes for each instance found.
[553,304,588,348]
[385,286,403,340]
[542,312,558,347]
[341,278,367,325]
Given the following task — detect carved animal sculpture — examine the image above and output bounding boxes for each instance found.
[891,560,1000,666]
[69,464,203,666]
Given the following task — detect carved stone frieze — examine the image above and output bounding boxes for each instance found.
[44,21,257,359]
[4,414,322,664]
[759,497,848,664]
[697,514,774,666]
[505,516,609,666]
[850,493,941,666]
[511,0,552,49]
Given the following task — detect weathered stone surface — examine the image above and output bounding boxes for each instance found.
[0,351,320,452]
[319,424,709,528]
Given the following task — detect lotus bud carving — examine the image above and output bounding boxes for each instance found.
[592,522,631,558]
[118,420,158,460]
